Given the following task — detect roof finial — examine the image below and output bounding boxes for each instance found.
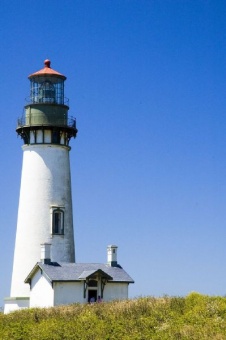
[44,59,51,68]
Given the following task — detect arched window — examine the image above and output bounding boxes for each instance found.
[52,209,64,235]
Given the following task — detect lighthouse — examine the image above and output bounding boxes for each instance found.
[4,60,77,313]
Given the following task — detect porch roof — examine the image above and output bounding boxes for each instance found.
[78,269,113,280]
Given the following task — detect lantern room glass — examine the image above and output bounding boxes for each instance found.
[30,77,65,105]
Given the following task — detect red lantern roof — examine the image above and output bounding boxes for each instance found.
[28,60,66,80]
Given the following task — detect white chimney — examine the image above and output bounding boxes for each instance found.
[40,243,51,264]
[107,245,118,267]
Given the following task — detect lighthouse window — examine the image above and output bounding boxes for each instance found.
[52,209,64,235]
[38,81,56,103]
[52,130,61,144]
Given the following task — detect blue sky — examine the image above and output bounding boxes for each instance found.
[0,0,226,307]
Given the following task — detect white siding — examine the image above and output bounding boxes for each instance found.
[54,281,129,305]
[104,283,128,301]
[54,282,85,305]
[4,298,29,314]
[29,269,54,308]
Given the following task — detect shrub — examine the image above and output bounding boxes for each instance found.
[1,295,226,339]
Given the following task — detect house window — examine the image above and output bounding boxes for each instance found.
[52,209,64,235]
[88,280,98,287]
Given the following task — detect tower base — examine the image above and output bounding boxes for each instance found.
[4,297,30,314]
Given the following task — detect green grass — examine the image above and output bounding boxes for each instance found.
[1,293,226,339]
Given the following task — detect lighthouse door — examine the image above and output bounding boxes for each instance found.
[88,289,97,303]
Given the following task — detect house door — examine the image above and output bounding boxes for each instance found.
[88,290,97,303]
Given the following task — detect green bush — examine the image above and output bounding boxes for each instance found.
[1,294,226,339]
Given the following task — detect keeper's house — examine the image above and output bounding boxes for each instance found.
[24,244,134,308]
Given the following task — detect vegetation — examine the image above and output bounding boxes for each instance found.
[1,293,226,339]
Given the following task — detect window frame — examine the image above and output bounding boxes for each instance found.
[52,208,64,235]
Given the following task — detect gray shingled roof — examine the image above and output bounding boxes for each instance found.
[25,262,134,284]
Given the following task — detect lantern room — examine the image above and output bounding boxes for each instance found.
[28,60,66,105]
[16,59,77,146]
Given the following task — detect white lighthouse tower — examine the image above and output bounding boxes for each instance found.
[4,60,77,313]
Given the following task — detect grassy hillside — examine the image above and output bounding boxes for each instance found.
[1,293,226,339]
